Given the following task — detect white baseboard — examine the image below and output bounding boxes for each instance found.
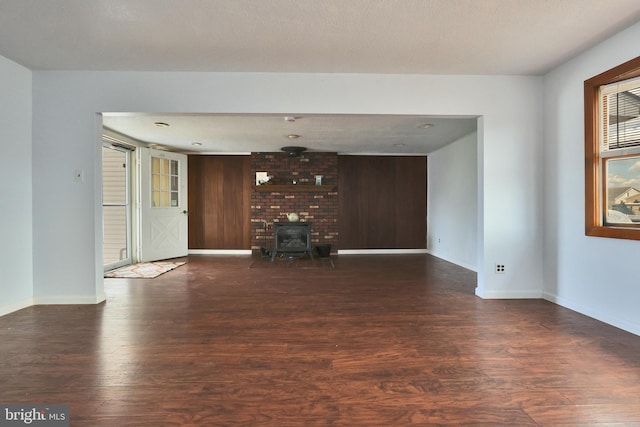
[33,294,107,305]
[338,249,429,255]
[0,297,34,317]
[188,249,252,255]
[96,291,106,304]
[1,293,106,316]
[476,288,543,299]
[544,291,640,337]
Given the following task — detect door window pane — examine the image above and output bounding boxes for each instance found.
[160,191,170,207]
[161,175,170,191]
[152,191,161,207]
[151,156,180,207]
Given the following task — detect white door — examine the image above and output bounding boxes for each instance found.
[139,147,189,262]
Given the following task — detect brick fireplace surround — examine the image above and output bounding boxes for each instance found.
[251,152,338,253]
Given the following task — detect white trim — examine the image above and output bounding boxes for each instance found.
[192,151,252,156]
[102,127,146,147]
[475,289,543,299]
[426,250,477,272]
[339,152,430,156]
[338,249,429,255]
[33,293,106,305]
[188,249,252,255]
[544,292,640,337]
[0,297,34,317]
[96,292,106,303]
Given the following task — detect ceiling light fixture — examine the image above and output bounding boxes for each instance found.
[281,146,307,157]
[284,116,296,122]
[154,121,170,128]
[287,134,300,139]
[191,142,202,146]
[419,123,434,129]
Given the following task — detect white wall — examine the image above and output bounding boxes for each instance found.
[0,56,33,315]
[544,21,640,335]
[29,71,544,307]
[428,131,478,271]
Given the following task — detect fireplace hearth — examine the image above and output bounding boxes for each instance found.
[271,222,313,261]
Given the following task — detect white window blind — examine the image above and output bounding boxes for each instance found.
[600,76,640,151]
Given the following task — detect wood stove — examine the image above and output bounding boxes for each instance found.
[271,222,314,261]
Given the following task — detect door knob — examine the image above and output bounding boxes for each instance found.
[182,210,189,215]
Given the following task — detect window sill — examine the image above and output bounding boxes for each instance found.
[586,225,640,240]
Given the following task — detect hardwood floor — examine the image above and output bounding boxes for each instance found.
[2,254,640,426]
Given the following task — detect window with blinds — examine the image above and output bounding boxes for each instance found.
[598,76,640,225]
[584,55,640,239]
[600,77,640,152]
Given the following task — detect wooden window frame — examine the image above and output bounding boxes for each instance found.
[585,55,640,240]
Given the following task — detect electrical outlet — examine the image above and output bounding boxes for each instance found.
[495,264,505,274]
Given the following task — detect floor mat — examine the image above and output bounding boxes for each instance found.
[105,261,186,278]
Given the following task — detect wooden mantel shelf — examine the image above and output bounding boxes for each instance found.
[255,184,337,192]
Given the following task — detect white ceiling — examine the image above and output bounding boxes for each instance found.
[102,113,478,154]
[2,0,640,75]
[3,0,640,154]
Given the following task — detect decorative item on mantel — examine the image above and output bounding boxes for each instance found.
[286,213,299,222]
[256,171,273,185]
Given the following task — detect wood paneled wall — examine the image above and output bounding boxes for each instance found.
[188,155,251,249]
[188,154,426,251]
[338,156,427,249]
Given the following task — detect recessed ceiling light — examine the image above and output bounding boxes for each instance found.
[287,134,300,139]
[419,123,433,129]
[154,122,170,128]
[192,142,202,146]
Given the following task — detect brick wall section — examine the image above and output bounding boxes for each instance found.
[251,152,338,253]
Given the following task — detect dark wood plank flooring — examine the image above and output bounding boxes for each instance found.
[1,254,640,426]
